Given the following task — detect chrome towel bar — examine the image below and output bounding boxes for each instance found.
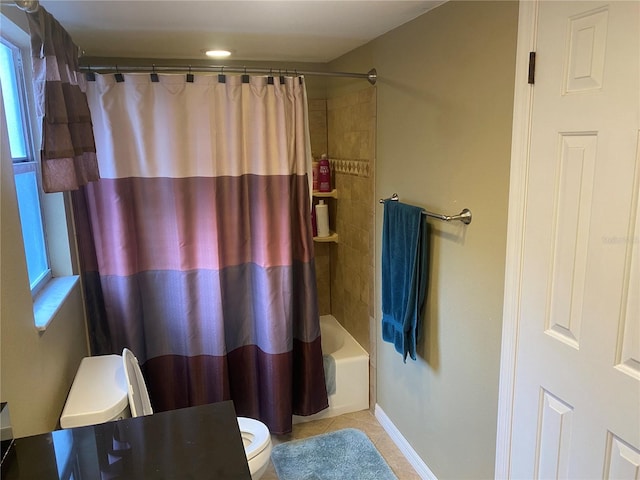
[379,193,472,225]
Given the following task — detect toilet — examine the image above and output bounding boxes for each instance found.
[61,350,272,480]
[237,416,272,479]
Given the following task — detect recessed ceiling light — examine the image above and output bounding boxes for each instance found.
[205,50,232,58]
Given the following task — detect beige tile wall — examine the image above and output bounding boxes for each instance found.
[308,99,331,315]
[313,242,331,315]
[308,87,376,412]
[308,88,376,357]
[328,88,376,353]
[308,98,328,160]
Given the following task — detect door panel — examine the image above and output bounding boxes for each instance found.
[509,2,640,477]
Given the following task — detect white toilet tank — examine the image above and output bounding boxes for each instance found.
[60,355,130,429]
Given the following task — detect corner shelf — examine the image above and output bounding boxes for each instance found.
[313,231,339,243]
[312,190,339,243]
[312,189,338,199]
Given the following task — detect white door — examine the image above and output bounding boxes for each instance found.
[502,1,640,478]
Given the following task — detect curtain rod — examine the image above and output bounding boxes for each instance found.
[78,64,377,85]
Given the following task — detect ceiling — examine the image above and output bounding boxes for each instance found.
[38,0,446,63]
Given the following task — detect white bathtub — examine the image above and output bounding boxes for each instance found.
[293,314,369,423]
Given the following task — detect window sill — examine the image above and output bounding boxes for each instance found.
[34,275,80,332]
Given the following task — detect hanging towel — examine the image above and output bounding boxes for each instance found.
[381,200,429,362]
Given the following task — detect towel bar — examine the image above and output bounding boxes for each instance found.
[379,193,472,225]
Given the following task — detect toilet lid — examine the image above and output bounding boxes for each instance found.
[122,348,153,417]
[237,416,271,460]
[60,355,128,429]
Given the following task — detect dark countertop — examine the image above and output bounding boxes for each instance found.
[2,401,252,479]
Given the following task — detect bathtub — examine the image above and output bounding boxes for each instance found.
[293,314,369,423]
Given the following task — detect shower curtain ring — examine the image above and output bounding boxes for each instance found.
[115,64,124,83]
[150,64,159,82]
[86,64,96,82]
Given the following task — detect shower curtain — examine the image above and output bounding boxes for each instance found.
[74,73,328,434]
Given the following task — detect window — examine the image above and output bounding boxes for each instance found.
[0,37,51,294]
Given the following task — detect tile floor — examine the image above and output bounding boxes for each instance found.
[262,409,421,479]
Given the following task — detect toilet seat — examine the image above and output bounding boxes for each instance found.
[237,416,271,460]
[122,348,153,417]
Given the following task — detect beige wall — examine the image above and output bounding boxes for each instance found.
[329,1,518,478]
[1,119,88,438]
[0,8,88,438]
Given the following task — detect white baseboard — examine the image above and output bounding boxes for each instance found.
[375,404,438,480]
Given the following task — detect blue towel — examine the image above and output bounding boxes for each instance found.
[381,200,429,362]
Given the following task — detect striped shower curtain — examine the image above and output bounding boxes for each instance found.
[74,73,327,434]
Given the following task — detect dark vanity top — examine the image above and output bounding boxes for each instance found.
[2,400,252,479]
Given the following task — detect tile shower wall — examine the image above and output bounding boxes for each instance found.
[308,99,328,159]
[308,88,376,412]
[308,89,376,358]
[328,88,376,353]
[308,99,331,315]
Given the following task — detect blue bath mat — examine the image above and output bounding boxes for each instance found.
[271,428,398,480]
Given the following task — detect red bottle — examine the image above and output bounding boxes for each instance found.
[318,154,331,192]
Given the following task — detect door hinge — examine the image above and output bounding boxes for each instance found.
[528,52,536,85]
